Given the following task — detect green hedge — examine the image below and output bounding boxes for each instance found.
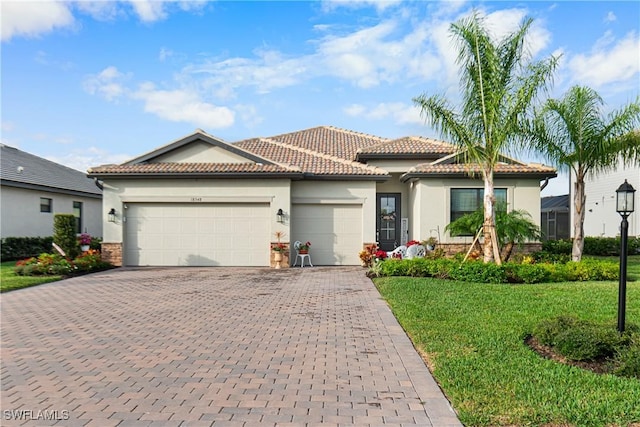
[372,257,618,284]
[543,236,640,256]
[1,237,54,261]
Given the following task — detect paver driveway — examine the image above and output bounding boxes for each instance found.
[1,267,461,426]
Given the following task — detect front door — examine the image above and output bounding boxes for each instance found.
[377,193,400,251]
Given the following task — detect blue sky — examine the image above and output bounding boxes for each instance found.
[2,1,639,197]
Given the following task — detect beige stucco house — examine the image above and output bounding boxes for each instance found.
[88,126,556,267]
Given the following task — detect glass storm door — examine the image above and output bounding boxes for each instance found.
[377,193,400,251]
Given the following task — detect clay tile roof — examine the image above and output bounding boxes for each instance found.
[358,136,457,156]
[267,126,387,161]
[87,162,298,176]
[235,138,388,177]
[405,162,557,177]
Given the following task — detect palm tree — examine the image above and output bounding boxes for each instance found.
[413,12,557,263]
[526,86,640,261]
[445,206,541,262]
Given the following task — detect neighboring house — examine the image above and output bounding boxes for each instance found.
[576,161,640,237]
[540,194,570,240]
[88,126,556,267]
[1,144,102,239]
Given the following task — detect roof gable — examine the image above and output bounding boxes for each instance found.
[124,129,273,166]
[0,144,101,196]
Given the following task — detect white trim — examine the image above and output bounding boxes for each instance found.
[120,196,274,203]
[292,197,365,205]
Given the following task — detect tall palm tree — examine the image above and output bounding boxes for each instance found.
[526,86,640,261]
[413,12,557,263]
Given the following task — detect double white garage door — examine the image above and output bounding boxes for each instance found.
[124,203,362,266]
[124,203,270,266]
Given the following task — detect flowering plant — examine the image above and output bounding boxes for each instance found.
[272,243,286,252]
[299,241,311,251]
[374,250,388,260]
[79,233,91,245]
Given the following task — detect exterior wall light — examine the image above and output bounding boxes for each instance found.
[276,208,284,223]
[616,179,635,333]
[108,208,117,223]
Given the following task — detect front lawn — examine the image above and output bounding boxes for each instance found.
[0,261,62,292]
[374,264,640,426]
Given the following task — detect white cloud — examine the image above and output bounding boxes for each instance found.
[47,147,132,172]
[133,82,235,128]
[321,0,403,13]
[83,66,130,101]
[568,31,640,87]
[234,104,263,129]
[1,1,75,41]
[159,47,174,61]
[127,0,168,22]
[605,11,617,23]
[343,102,422,125]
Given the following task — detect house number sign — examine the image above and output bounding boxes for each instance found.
[190,197,203,202]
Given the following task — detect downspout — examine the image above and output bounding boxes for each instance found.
[540,177,549,191]
[94,177,104,190]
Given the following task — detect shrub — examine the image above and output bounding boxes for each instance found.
[542,236,640,256]
[533,316,579,347]
[613,334,640,379]
[554,323,621,361]
[53,214,79,259]
[449,260,506,284]
[1,236,54,261]
[533,317,640,373]
[14,250,113,277]
[504,263,550,284]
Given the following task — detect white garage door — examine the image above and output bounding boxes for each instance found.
[124,203,270,266]
[291,204,362,265]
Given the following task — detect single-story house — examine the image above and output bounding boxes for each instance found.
[88,126,556,267]
[1,144,102,239]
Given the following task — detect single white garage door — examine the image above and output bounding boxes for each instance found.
[291,204,362,265]
[124,203,270,266]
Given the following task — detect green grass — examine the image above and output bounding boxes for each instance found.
[374,260,640,426]
[0,261,62,292]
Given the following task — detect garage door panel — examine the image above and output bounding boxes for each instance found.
[124,203,270,266]
[291,204,362,266]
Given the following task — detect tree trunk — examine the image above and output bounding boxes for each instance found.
[482,170,501,264]
[572,175,586,262]
[501,241,515,263]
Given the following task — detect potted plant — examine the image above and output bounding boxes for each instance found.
[79,233,91,252]
[272,231,287,268]
[298,241,311,254]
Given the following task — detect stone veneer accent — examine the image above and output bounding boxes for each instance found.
[437,242,543,257]
[101,242,123,266]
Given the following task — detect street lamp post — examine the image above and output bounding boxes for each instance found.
[616,180,635,333]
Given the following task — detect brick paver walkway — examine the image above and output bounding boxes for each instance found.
[1,267,462,426]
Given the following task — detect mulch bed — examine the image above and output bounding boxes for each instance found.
[524,336,613,375]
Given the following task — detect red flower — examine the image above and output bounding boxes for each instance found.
[375,250,387,259]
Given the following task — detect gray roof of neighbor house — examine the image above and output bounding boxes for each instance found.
[541,194,570,211]
[0,144,102,198]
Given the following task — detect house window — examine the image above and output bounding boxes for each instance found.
[40,198,52,213]
[73,201,83,234]
[450,188,507,223]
